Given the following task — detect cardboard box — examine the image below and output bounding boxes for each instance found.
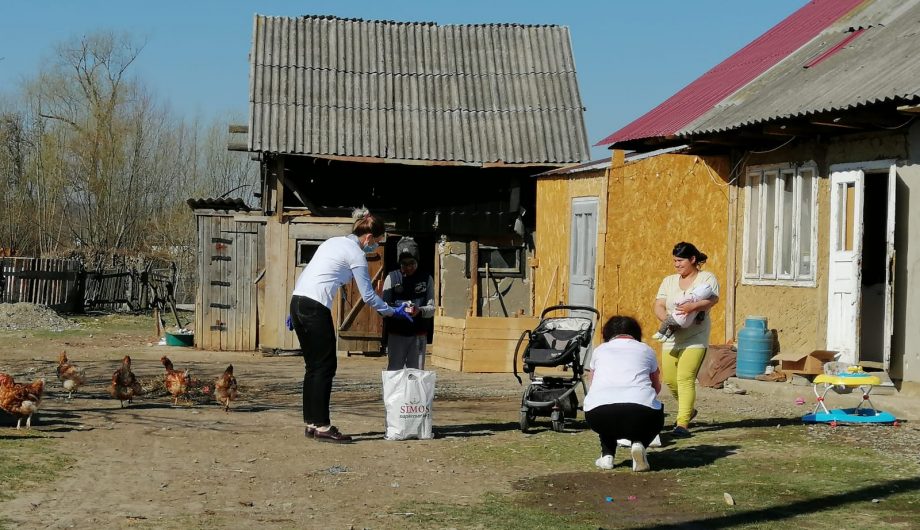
[770,350,837,375]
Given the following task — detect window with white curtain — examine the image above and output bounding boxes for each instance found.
[743,164,817,285]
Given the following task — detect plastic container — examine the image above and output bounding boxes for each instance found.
[165,331,194,347]
[736,316,773,379]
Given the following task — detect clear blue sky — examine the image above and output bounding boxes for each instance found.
[1,1,806,161]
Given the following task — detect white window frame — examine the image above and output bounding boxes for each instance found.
[742,162,818,287]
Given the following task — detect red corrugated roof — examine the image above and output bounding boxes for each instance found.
[596,0,866,147]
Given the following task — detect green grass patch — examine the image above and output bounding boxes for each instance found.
[414,410,920,529]
[6,312,155,340]
[0,432,72,529]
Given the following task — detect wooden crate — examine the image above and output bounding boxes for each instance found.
[431,316,539,373]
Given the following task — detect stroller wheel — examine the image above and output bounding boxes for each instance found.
[520,410,532,433]
[551,410,564,432]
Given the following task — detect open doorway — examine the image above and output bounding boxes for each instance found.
[858,172,889,365]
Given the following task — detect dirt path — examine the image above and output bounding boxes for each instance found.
[2,315,918,529]
[1,340,536,529]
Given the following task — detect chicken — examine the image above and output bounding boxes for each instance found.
[109,355,143,408]
[160,356,190,406]
[214,364,238,412]
[0,375,45,429]
[56,351,86,400]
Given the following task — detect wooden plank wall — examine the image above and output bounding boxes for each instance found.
[260,217,354,352]
[431,316,540,373]
[431,316,465,371]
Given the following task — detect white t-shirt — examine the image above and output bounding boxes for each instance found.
[583,337,662,411]
[656,270,720,348]
[292,235,393,316]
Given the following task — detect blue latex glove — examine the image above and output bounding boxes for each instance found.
[392,304,414,323]
[285,314,294,331]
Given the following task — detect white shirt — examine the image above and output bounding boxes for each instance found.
[292,235,393,316]
[583,337,662,411]
[656,270,720,348]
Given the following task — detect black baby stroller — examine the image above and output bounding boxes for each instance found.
[513,305,599,432]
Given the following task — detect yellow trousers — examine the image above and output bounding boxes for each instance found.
[661,345,707,427]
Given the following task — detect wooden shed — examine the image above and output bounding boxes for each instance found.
[189,199,264,351]
[214,14,590,358]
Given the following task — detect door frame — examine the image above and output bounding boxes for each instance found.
[826,160,897,368]
[569,196,599,310]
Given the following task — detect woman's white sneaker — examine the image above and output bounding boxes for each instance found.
[595,455,614,470]
[631,442,650,472]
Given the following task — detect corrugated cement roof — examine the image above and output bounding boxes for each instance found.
[248,15,590,165]
[595,0,865,147]
[684,0,920,135]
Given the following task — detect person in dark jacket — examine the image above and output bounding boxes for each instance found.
[382,237,435,370]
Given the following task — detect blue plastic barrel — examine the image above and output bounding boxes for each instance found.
[736,316,773,379]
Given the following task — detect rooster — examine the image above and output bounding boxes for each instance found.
[56,351,86,400]
[0,375,45,429]
[214,364,238,412]
[160,356,190,406]
[109,355,143,408]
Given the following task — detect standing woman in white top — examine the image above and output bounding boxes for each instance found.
[653,242,720,438]
[289,209,413,443]
[584,315,663,472]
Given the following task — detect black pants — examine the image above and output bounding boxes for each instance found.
[290,295,336,426]
[585,403,665,457]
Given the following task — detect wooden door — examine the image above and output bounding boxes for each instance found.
[335,247,386,354]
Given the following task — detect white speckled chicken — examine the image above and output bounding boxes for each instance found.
[56,351,86,400]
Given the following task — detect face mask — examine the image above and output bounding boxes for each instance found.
[362,241,379,253]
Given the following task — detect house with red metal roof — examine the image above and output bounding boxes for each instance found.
[597,0,920,388]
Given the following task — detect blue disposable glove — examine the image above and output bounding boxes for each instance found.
[285,314,294,331]
[392,304,414,323]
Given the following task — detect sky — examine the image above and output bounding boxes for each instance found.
[1,1,807,161]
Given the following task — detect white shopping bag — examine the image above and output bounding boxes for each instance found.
[382,368,436,440]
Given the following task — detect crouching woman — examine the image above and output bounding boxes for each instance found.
[584,315,663,472]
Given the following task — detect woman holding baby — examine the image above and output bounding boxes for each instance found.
[653,242,719,438]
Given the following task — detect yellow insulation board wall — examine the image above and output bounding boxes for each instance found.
[533,170,608,315]
[602,153,731,348]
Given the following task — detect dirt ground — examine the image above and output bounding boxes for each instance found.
[1,313,918,529]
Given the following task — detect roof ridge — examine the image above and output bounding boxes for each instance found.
[254,13,564,29]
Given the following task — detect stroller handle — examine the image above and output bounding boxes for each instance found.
[540,305,600,320]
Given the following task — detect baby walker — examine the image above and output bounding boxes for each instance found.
[802,363,896,424]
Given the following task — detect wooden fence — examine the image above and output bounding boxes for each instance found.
[0,258,84,312]
[0,257,184,313]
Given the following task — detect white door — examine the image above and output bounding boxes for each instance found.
[569,198,598,309]
[826,169,864,365]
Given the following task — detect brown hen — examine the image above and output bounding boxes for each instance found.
[214,364,238,412]
[161,356,190,406]
[0,375,45,429]
[110,355,143,407]
[56,351,86,400]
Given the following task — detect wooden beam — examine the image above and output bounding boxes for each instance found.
[299,152,563,169]
[809,119,863,130]
[469,241,479,317]
[229,124,249,134]
[227,141,249,151]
